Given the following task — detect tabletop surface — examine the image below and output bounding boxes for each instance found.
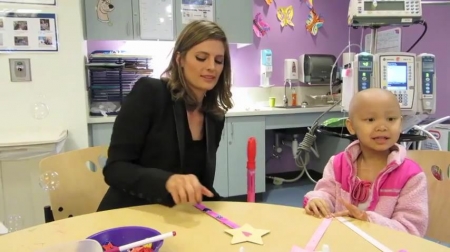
[1,202,448,252]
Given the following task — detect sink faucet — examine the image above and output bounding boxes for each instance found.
[283,80,291,107]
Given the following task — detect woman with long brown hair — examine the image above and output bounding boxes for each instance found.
[98,20,233,211]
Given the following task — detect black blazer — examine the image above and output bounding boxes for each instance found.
[97,77,225,211]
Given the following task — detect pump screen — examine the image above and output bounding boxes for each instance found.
[387,62,407,90]
[364,1,405,11]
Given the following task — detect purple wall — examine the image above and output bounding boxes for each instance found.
[232,0,359,87]
[86,1,450,175]
[265,4,450,174]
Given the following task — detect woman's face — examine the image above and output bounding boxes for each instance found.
[178,39,225,98]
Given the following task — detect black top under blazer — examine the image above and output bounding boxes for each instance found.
[97,77,225,211]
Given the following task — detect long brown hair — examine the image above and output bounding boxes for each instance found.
[161,20,233,118]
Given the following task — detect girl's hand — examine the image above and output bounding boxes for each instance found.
[332,198,369,221]
[305,198,331,218]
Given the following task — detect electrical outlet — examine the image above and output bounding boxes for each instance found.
[9,58,32,82]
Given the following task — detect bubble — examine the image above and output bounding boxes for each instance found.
[39,171,60,191]
[5,214,23,232]
[35,93,47,101]
[32,102,49,120]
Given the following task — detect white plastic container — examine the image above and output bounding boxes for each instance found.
[34,239,103,252]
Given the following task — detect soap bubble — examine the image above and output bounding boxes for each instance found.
[32,102,49,120]
[5,214,23,232]
[39,171,60,191]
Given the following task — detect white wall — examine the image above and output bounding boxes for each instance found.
[0,1,88,151]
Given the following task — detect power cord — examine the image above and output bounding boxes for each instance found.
[294,99,342,183]
[412,125,442,151]
[406,20,428,52]
[267,99,342,185]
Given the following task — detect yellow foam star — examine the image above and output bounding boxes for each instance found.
[224,223,270,245]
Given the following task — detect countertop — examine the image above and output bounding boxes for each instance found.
[87,106,344,124]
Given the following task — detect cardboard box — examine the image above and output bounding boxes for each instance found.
[421,124,450,151]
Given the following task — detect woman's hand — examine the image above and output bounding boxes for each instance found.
[165,174,214,204]
[332,198,369,221]
[305,198,331,218]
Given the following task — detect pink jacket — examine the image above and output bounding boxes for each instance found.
[304,140,428,237]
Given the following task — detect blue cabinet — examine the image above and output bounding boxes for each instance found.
[84,0,136,40]
[226,116,266,197]
[88,121,230,197]
[214,123,229,197]
[87,114,266,199]
[174,0,253,44]
[84,0,253,43]
[89,123,113,147]
[215,0,253,45]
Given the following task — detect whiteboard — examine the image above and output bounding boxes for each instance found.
[364,28,402,53]
[139,0,175,41]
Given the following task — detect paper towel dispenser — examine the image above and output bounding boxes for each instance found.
[299,54,337,85]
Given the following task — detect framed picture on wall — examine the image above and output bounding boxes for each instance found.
[0,0,56,5]
[0,12,59,52]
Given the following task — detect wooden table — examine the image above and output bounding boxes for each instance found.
[0,202,448,252]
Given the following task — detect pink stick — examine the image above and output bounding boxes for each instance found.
[247,170,255,202]
[304,218,332,251]
[194,203,240,229]
[247,137,256,202]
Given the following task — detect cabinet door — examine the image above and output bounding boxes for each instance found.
[213,122,228,197]
[131,0,141,40]
[227,116,266,197]
[89,123,114,147]
[1,158,51,229]
[84,0,134,40]
[174,0,185,37]
[215,0,253,44]
[175,0,253,44]
[0,166,4,225]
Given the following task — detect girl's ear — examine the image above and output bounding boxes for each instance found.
[346,118,356,135]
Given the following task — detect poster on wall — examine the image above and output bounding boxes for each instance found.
[0,12,58,52]
[0,0,55,5]
[181,0,214,24]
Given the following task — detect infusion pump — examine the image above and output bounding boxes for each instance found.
[341,52,436,116]
[348,0,422,27]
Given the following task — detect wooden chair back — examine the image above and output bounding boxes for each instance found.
[39,146,109,220]
[407,150,450,243]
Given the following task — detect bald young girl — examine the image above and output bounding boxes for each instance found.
[304,88,428,237]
